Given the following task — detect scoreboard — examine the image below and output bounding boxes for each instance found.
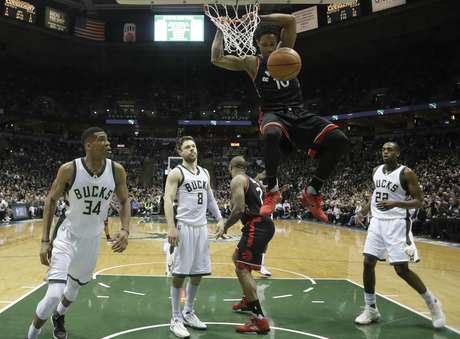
[327,1,361,24]
[3,0,36,23]
[45,7,68,32]
[154,15,204,42]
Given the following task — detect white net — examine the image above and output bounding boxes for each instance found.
[205,1,261,57]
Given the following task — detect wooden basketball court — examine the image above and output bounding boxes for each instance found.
[1,218,459,338]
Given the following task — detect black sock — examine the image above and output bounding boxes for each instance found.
[248,299,264,317]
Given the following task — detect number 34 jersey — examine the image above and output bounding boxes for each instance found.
[371,164,408,220]
[175,165,209,226]
[67,158,116,238]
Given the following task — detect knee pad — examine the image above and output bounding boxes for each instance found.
[63,278,81,302]
[36,283,65,320]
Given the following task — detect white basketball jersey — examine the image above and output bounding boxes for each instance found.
[67,158,116,237]
[371,164,409,219]
[175,165,208,226]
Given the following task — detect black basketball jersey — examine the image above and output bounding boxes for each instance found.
[241,175,265,225]
[253,55,304,112]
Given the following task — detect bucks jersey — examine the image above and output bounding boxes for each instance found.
[253,55,304,112]
[175,165,209,226]
[67,158,116,238]
[371,164,408,219]
[241,176,264,225]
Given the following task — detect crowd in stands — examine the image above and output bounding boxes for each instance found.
[1,127,458,241]
[1,43,459,125]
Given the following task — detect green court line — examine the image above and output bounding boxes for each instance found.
[347,278,460,336]
[1,275,459,339]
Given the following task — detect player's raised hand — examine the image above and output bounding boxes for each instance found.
[111,229,129,253]
[39,241,51,266]
[168,227,179,247]
[215,219,226,239]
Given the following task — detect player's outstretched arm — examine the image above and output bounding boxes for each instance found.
[211,29,257,77]
[112,163,130,253]
[41,162,74,265]
[164,168,181,246]
[220,175,246,235]
[259,13,296,48]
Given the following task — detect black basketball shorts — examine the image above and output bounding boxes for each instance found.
[259,108,338,159]
[234,216,275,271]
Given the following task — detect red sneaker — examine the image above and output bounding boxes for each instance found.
[260,191,281,217]
[236,316,270,334]
[232,296,251,312]
[299,190,328,222]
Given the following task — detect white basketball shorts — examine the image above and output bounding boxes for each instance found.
[47,219,101,284]
[363,217,420,264]
[171,222,211,277]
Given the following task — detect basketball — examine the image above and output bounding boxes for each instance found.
[267,47,302,81]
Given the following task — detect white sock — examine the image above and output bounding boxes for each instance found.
[171,287,182,320]
[364,292,377,307]
[184,283,199,314]
[420,289,435,306]
[56,302,68,316]
[261,253,266,266]
[27,323,41,339]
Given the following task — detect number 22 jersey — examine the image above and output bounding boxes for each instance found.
[371,164,408,220]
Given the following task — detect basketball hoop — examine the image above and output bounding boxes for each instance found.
[204,0,261,57]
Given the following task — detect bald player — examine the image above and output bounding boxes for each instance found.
[216,156,275,335]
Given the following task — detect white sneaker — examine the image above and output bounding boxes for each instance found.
[355,306,381,325]
[429,299,446,329]
[170,318,190,338]
[259,266,272,277]
[182,311,207,330]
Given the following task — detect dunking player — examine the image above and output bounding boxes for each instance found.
[354,142,445,328]
[211,14,350,222]
[216,156,275,334]
[25,127,130,339]
[164,136,225,338]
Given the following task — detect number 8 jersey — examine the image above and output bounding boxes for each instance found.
[67,158,116,238]
[175,165,209,226]
[371,164,408,220]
